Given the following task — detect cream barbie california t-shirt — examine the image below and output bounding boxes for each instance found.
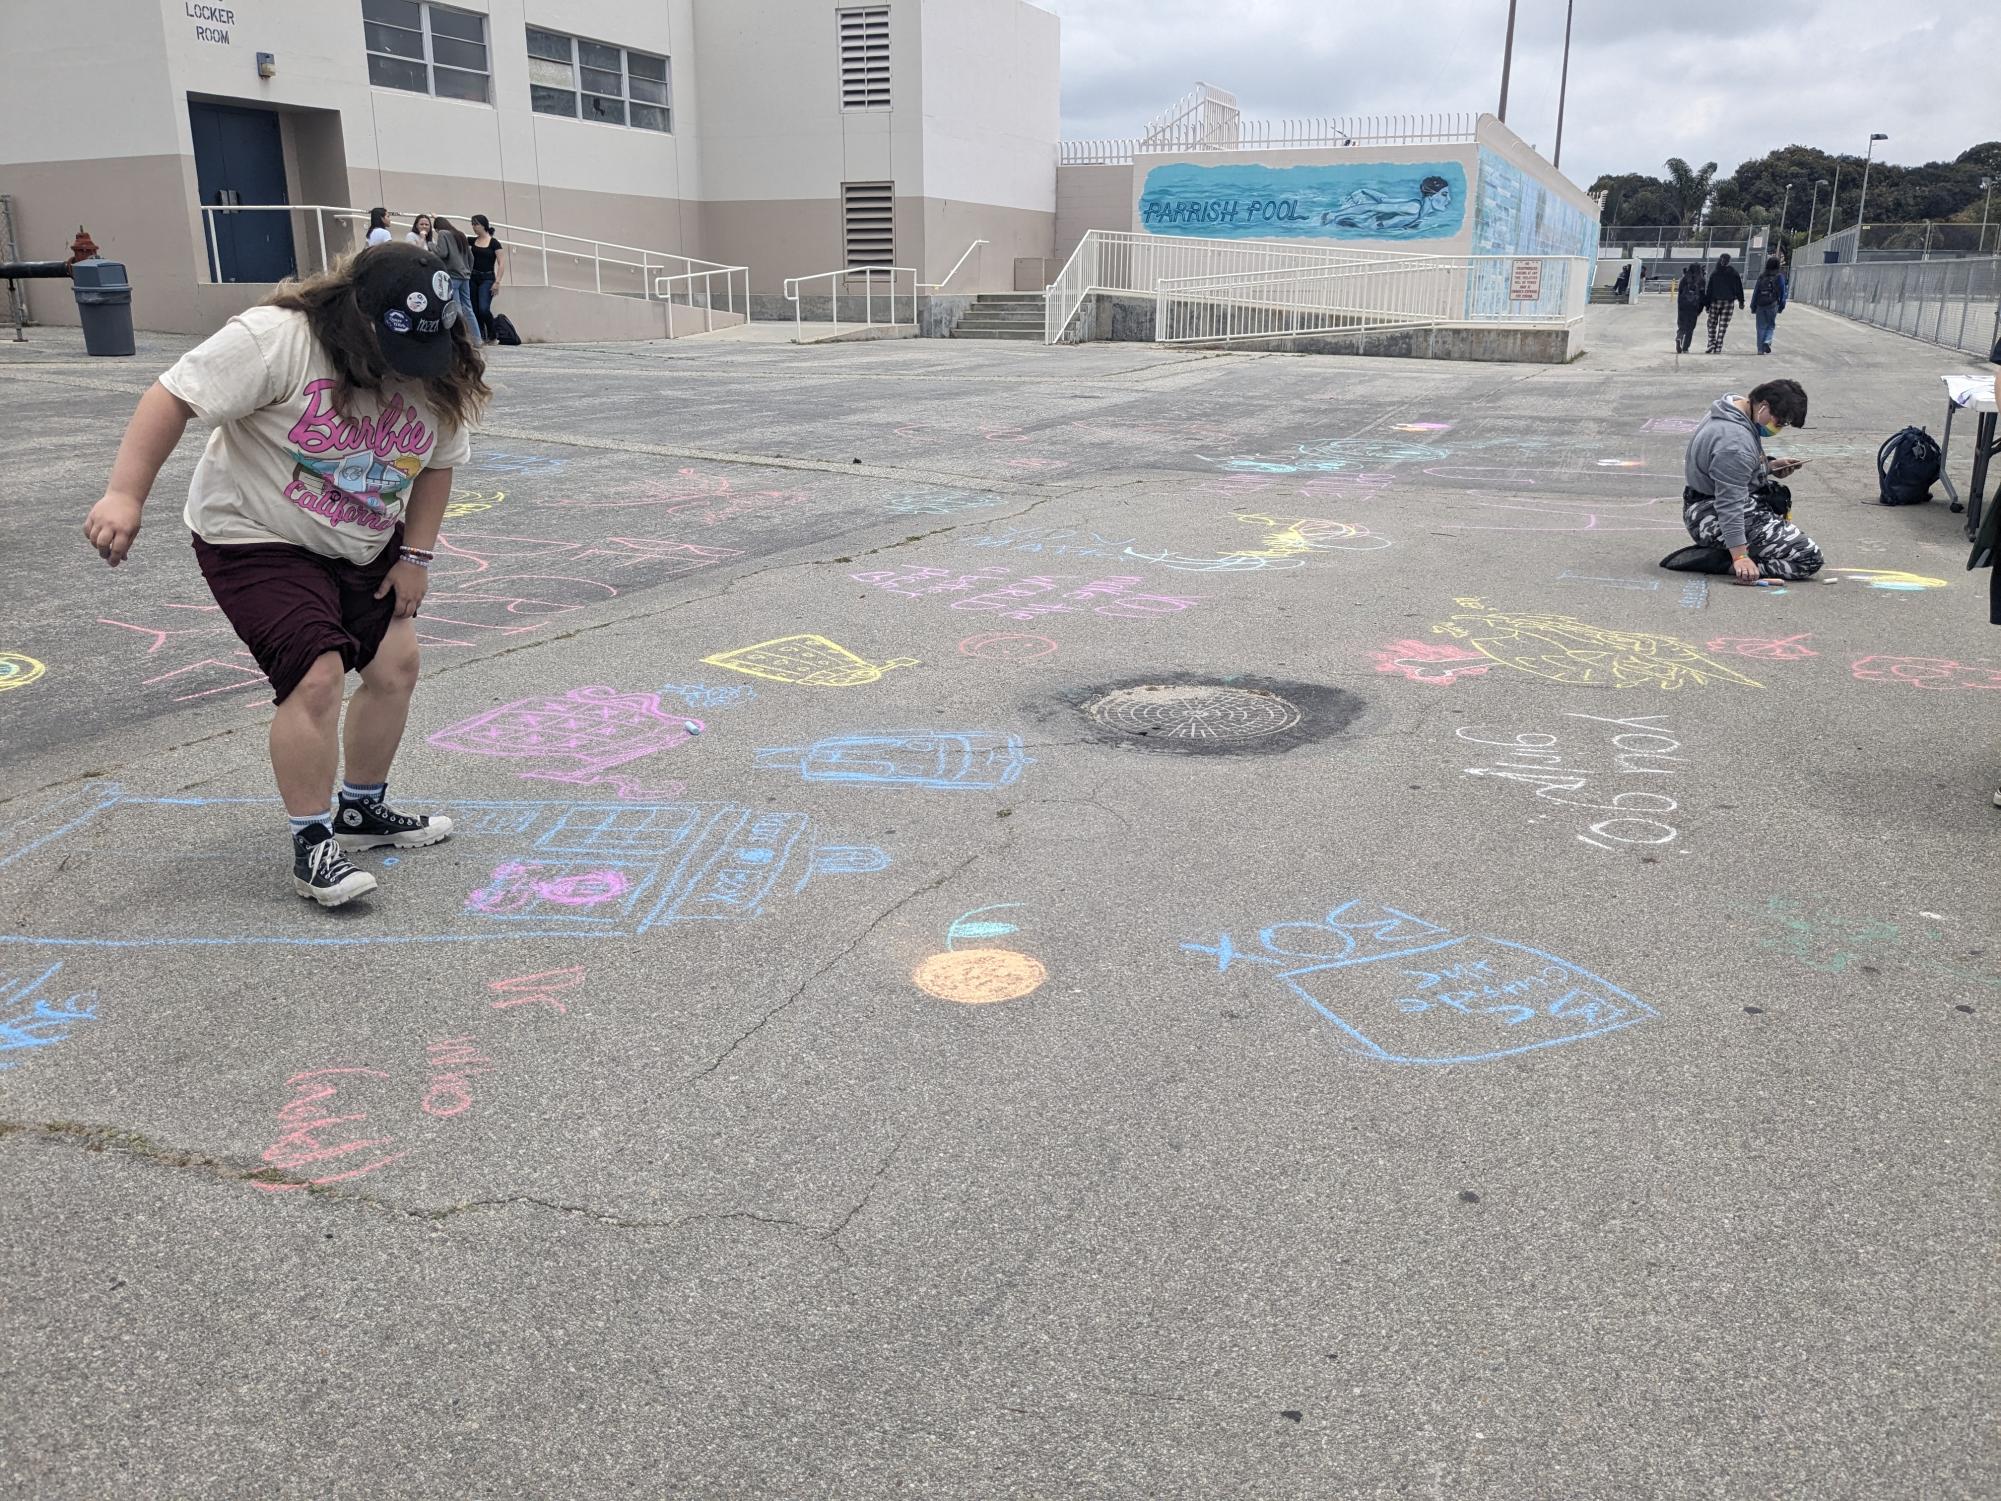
[159,306,471,564]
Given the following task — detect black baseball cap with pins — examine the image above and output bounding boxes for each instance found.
[352,241,463,380]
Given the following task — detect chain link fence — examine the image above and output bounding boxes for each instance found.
[1788,255,2001,355]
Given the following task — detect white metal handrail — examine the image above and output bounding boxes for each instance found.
[195,202,728,308]
[1043,229,1435,343]
[783,265,914,342]
[1151,255,1590,345]
[651,263,750,332]
[918,239,988,294]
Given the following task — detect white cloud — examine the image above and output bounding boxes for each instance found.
[1043,0,1999,186]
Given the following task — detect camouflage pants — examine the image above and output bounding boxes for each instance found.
[1683,496,1825,580]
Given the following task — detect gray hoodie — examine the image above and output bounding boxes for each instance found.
[1683,394,1769,549]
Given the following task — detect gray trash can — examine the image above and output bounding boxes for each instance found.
[71,258,134,357]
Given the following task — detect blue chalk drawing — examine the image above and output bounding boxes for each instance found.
[947,903,1024,948]
[755,733,1031,791]
[1139,161,1467,242]
[1181,899,1655,1065]
[656,682,760,711]
[0,963,99,1071]
[0,785,888,949]
[884,491,1001,516]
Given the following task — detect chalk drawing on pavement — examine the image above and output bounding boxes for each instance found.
[757,732,1030,790]
[704,635,920,687]
[428,686,703,802]
[0,963,98,1072]
[1181,899,1656,1065]
[0,652,48,694]
[1434,600,1763,690]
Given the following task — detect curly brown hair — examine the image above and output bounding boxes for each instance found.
[263,250,489,430]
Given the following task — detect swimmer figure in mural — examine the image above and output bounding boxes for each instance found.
[1320,175,1454,234]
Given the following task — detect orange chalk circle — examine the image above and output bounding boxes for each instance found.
[913,948,1047,1005]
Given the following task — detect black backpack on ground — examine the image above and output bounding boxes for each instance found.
[1751,271,1783,309]
[490,313,522,346]
[1876,427,1941,505]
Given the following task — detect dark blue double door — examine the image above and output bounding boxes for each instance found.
[190,101,296,283]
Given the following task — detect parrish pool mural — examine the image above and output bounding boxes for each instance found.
[1136,160,1469,243]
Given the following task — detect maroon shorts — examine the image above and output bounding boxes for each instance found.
[191,527,404,705]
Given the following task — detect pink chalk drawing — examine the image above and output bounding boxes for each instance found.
[466,859,648,915]
[427,685,704,800]
[100,604,274,701]
[252,1067,408,1191]
[252,1034,497,1193]
[958,632,1060,662]
[1003,456,1071,471]
[487,966,585,1014]
[1849,656,2001,691]
[1641,417,1701,434]
[1371,639,1494,684]
[1706,633,1818,660]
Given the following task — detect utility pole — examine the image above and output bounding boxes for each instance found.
[1854,132,1888,252]
[1775,182,1793,252]
[1497,0,1519,122]
[1806,179,1828,243]
[1552,0,1575,169]
[1982,177,1994,256]
[1828,162,1842,245]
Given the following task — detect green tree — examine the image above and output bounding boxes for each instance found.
[1662,158,1719,227]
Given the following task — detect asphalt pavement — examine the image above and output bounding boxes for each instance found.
[1,300,1995,1499]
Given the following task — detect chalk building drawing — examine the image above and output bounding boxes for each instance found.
[757,732,1031,790]
[1182,899,1656,1066]
[428,686,703,801]
[1436,602,1762,691]
[0,787,889,948]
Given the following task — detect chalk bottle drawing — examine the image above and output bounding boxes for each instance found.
[756,732,1030,790]
[704,635,919,687]
[427,686,704,786]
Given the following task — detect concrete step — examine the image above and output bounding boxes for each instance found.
[970,294,1046,306]
[956,314,1045,329]
[953,326,1044,340]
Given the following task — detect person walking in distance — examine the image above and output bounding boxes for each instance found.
[81,243,489,907]
[1674,262,1706,353]
[432,216,481,347]
[468,214,505,341]
[1681,379,1821,581]
[365,206,393,246]
[1704,252,1745,353]
[1750,254,1789,354]
[405,212,434,251]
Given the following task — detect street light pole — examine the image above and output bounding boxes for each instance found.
[1982,177,1994,256]
[1853,131,1887,251]
[1776,182,1793,251]
[1807,179,1828,243]
[1497,0,1519,122]
[1552,0,1575,169]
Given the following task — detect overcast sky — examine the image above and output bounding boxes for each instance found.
[1041,0,1999,187]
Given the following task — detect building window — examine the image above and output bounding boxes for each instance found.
[364,0,490,102]
[527,28,672,132]
[838,7,890,110]
[842,182,895,267]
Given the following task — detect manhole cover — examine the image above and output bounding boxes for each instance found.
[1086,684,1302,743]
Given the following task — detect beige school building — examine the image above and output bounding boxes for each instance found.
[1,1,1597,346]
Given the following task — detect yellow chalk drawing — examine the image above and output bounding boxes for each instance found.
[444,487,507,519]
[1829,567,1949,592]
[1437,599,1761,690]
[913,949,1048,1005]
[1229,512,1390,558]
[0,652,47,694]
[703,634,919,687]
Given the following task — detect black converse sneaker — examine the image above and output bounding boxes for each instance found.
[293,826,379,907]
[335,794,454,851]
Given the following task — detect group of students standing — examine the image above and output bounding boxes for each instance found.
[364,208,505,344]
[1675,251,1790,356]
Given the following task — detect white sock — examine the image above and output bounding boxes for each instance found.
[289,811,332,838]
[339,780,387,804]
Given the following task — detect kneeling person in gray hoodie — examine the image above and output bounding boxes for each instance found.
[1682,379,1822,582]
